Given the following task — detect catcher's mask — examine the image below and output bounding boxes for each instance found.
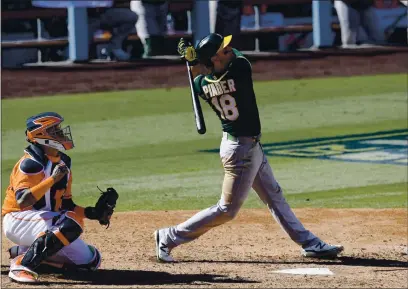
[195,33,232,67]
[25,112,74,151]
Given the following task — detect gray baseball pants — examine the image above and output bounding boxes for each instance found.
[162,133,317,249]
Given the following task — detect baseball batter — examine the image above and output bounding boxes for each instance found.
[2,112,118,283]
[154,33,344,262]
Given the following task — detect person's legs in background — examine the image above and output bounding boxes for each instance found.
[334,0,360,47]
[215,1,242,49]
[360,6,385,45]
[88,16,102,60]
[99,8,138,61]
[153,1,168,55]
[42,16,68,61]
[131,1,164,58]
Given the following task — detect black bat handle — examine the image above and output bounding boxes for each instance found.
[186,62,206,134]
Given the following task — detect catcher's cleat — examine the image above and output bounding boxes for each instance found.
[154,229,175,262]
[301,239,344,258]
[9,255,39,283]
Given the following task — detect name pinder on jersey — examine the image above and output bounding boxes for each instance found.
[202,79,236,99]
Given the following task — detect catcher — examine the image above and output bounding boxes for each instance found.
[2,112,118,283]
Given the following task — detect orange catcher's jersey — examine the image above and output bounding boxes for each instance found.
[2,144,73,216]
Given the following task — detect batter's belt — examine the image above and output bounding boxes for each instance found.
[223,132,261,144]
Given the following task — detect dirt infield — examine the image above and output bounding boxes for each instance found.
[1,209,407,288]
[2,48,408,98]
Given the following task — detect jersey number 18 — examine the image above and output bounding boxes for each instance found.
[211,94,239,121]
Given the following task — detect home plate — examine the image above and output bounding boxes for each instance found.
[272,268,334,275]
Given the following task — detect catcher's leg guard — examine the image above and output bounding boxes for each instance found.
[73,245,102,271]
[58,213,83,241]
[21,230,65,270]
[21,215,83,270]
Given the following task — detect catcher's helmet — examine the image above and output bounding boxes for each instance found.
[195,33,232,66]
[26,112,74,151]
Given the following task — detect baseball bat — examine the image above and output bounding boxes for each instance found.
[186,61,206,134]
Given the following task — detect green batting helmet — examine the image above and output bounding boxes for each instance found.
[195,33,232,66]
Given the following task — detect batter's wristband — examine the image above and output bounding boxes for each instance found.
[31,177,55,200]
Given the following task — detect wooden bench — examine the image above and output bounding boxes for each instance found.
[1,0,339,52]
[241,23,341,36]
[1,33,191,49]
[2,25,341,50]
[1,1,194,51]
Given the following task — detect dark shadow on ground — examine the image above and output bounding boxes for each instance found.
[181,256,408,268]
[373,268,408,272]
[2,255,407,285]
[64,269,257,286]
[1,265,257,286]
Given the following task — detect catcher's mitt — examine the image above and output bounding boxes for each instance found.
[94,186,118,228]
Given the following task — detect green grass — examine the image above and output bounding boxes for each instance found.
[2,74,407,211]
[275,182,407,209]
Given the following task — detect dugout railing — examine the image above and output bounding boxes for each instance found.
[1,0,341,62]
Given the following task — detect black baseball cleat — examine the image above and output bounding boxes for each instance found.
[302,239,344,258]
